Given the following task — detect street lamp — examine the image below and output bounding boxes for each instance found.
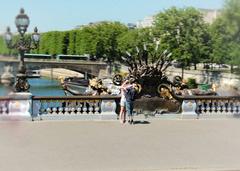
[4,8,40,92]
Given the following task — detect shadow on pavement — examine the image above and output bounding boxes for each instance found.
[133,120,151,125]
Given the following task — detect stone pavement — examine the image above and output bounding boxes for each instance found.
[1,119,240,171]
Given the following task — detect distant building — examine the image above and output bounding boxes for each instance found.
[88,21,109,26]
[135,8,220,28]
[199,9,221,24]
[75,24,87,29]
[75,21,112,29]
[136,15,155,28]
[75,8,220,30]
[127,23,137,29]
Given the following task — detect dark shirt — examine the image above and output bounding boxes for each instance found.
[125,87,136,102]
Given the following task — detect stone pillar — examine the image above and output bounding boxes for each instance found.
[8,92,32,120]
[181,100,198,119]
[100,100,118,120]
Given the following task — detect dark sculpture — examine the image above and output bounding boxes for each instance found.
[112,44,186,99]
[111,44,189,114]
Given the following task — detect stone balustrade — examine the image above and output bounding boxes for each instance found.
[0,94,240,121]
[32,95,120,120]
[181,96,240,118]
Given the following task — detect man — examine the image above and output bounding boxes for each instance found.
[124,79,137,124]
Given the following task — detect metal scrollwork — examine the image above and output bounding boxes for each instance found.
[15,77,30,92]
[114,45,186,99]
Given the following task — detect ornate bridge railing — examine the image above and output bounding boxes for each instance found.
[0,94,240,120]
[180,96,240,116]
[32,95,121,120]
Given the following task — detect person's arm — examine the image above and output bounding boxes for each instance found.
[124,84,133,91]
[120,80,129,89]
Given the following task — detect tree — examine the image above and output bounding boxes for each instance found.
[0,35,19,56]
[117,28,153,60]
[210,17,231,65]
[154,7,212,77]
[67,30,77,55]
[36,31,69,55]
[73,22,127,74]
[210,0,240,73]
[75,22,127,61]
[75,26,97,56]
[0,36,10,55]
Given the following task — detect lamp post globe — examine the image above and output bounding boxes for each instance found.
[4,27,12,47]
[15,8,30,36]
[32,27,40,45]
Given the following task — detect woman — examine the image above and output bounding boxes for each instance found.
[119,80,130,124]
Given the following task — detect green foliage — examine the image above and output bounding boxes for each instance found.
[210,0,240,68]
[75,26,98,56]
[75,21,128,61]
[37,31,69,55]
[0,35,20,56]
[223,0,240,41]
[0,21,127,63]
[187,78,198,89]
[117,28,152,57]
[153,7,212,66]
[118,27,177,65]
[0,36,9,55]
[210,18,231,64]
[67,30,76,54]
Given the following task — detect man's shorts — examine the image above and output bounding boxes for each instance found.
[126,101,134,116]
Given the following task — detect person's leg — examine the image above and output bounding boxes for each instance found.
[119,98,126,123]
[123,103,126,123]
[129,102,134,124]
[125,101,131,123]
[119,106,125,123]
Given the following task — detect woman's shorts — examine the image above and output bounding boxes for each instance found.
[120,97,126,107]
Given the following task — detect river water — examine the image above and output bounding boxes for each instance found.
[0,77,238,97]
[0,78,65,96]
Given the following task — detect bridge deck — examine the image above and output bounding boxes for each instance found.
[0,119,240,171]
[0,56,106,65]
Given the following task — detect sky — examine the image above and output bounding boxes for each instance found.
[0,0,224,33]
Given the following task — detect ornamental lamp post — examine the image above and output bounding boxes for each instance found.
[4,8,40,92]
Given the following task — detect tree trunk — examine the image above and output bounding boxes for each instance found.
[231,64,233,73]
[181,64,184,79]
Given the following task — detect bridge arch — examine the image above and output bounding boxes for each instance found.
[0,57,108,77]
